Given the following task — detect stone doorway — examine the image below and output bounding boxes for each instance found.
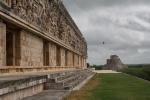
[73,54,74,66]
[56,46,61,66]
[65,50,68,66]
[6,25,21,66]
[43,41,49,66]
[6,31,14,66]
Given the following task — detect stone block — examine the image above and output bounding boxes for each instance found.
[0,0,88,68]
[16,59,21,66]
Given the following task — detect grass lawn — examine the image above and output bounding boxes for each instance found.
[64,73,150,100]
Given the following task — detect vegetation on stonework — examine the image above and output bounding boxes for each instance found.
[64,73,150,100]
[119,65,150,81]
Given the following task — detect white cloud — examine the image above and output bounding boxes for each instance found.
[63,0,150,65]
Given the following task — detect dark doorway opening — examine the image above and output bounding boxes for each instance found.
[6,32,14,66]
[6,30,21,66]
[43,41,49,66]
[65,50,68,66]
[73,54,74,66]
[56,46,61,66]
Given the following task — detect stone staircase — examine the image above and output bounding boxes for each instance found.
[45,69,94,90]
[0,69,95,100]
[22,69,95,100]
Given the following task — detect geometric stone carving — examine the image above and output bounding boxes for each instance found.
[0,0,87,57]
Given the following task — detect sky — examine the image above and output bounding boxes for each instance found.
[63,0,150,65]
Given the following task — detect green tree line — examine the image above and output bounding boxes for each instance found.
[119,65,150,81]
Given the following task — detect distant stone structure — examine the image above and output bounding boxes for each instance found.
[102,55,127,70]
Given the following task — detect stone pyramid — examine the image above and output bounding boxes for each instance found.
[102,55,127,70]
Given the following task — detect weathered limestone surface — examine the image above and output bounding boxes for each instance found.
[0,0,89,99]
[102,55,127,70]
[49,42,57,66]
[19,30,43,66]
[60,48,65,66]
[67,51,73,66]
[78,56,81,67]
[22,90,69,100]
[74,54,79,67]
[0,0,87,69]
[0,21,6,66]
[0,69,94,100]
[0,84,44,100]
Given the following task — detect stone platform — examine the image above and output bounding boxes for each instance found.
[0,69,95,100]
[22,90,69,100]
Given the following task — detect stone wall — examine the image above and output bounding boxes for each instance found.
[74,54,79,67]
[19,30,43,66]
[67,51,73,66]
[0,84,44,100]
[0,21,6,66]
[60,48,65,66]
[0,0,87,69]
[0,0,87,59]
[78,56,81,67]
[48,42,57,66]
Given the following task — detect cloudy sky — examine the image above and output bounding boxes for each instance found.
[63,0,150,65]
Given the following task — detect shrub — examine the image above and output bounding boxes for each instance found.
[119,66,150,81]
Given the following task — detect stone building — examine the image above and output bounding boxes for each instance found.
[102,55,127,70]
[0,1,95,100]
[0,0,87,71]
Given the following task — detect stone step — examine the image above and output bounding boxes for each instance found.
[0,75,47,96]
[59,73,83,85]
[45,74,83,90]
[50,70,89,84]
[46,70,85,79]
[44,69,94,90]
[64,77,84,90]
[21,90,69,100]
[47,72,77,83]
[73,72,96,91]
[22,72,96,100]
[47,71,75,79]
[0,69,94,100]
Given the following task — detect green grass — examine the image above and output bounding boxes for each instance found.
[88,74,150,100]
[65,73,150,100]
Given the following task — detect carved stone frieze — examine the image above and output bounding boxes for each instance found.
[0,0,87,57]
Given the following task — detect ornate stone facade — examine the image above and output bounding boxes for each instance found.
[0,0,87,70]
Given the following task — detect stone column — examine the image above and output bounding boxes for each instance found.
[84,58,87,68]
[43,42,50,66]
[65,50,68,66]
[74,54,78,67]
[78,56,81,67]
[67,51,73,67]
[15,31,21,66]
[60,48,65,66]
[48,42,57,66]
[0,20,6,66]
